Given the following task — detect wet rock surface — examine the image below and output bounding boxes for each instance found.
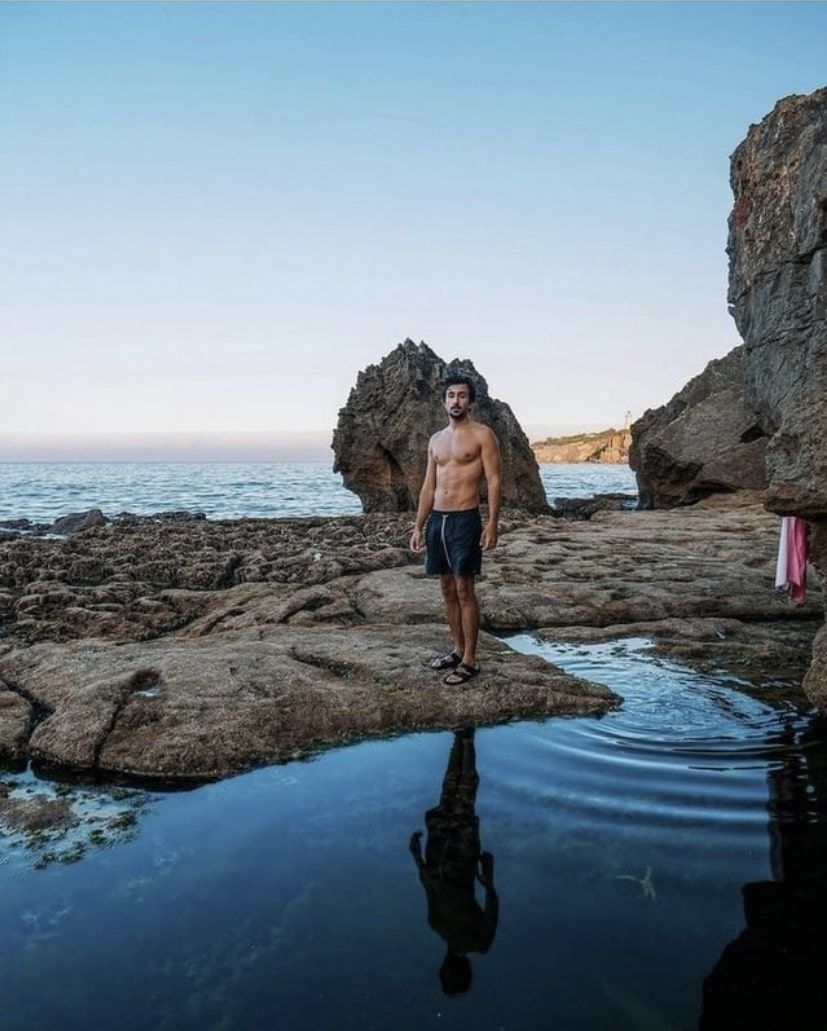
[51,509,109,535]
[629,346,767,509]
[541,618,818,688]
[548,493,638,521]
[332,338,548,513]
[728,87,827,708]
[0,492,820,780]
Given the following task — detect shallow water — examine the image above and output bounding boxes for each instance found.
[0,461,637,521]
[1,637,824,1030]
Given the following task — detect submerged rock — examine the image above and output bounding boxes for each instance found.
[332,339,548,513]
[0,792,76,834]
[629,346,767,509]
[0,777,149,868]
[728,87,827,708]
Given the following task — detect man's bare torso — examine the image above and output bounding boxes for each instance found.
[431,421,488,511]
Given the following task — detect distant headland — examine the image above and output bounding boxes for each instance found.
[531,428,631,464]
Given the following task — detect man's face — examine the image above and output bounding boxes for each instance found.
[444,384,472,421]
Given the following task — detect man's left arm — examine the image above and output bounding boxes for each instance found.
[480,428,502,550]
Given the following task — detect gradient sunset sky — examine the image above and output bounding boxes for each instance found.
[2,2,826,456]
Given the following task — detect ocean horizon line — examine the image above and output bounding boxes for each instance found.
[0,459,343,468]
[0,423,617,464]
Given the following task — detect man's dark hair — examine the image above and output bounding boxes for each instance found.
[443,373,476,404]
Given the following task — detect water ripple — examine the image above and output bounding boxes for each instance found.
[494,634,821,879]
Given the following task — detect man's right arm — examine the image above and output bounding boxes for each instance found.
[409,445,437,553]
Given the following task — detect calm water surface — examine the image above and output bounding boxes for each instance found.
[1,637,824,1030]
[0,462,637,522]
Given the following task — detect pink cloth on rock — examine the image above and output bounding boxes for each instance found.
[775,516,809,603]
[786,516,809,604]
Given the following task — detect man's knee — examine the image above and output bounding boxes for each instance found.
[440,575,458,600]
[454,575,476,604]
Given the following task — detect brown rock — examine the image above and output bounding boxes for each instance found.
[728,87,827,709]
[0,626,614,781]
[356,493,822,632]
[549,493,637,521]
[0,684,31,761]
[332,339,548,513]
[51,509,108,535]
[0,514,415,643]
[803,526,827,707]
[629,346,767,509]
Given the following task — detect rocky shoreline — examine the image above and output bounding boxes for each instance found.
[0,493,820,783]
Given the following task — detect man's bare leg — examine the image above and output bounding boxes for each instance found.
[440,573,464,658]
[454,574,480,668]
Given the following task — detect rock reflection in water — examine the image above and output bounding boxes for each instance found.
[701,714,827,1029]
[0,769,152,868]
[409,727,498,995]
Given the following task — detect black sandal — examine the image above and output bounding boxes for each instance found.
[430,651,462,671]
[444,663,480,685]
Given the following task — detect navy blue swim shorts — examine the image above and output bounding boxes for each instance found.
[425,507,483,576]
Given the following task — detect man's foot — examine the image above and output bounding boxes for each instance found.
[443,663,480,686]
[430,651,462,670]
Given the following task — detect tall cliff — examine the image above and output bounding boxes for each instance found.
[727,87,827,706]
[332,340,548,514]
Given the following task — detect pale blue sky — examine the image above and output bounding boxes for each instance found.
[2,2,826,454]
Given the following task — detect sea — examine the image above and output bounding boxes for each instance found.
[2,461,824,1030]
[0,461,637,522]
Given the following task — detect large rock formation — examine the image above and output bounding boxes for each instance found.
[532,428,631,464]
[629,346,767,509]
[332,339,548,513]
[727,87,827,707]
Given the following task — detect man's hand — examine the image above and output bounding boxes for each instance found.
[409,526,424,553]
[481,522,498,550]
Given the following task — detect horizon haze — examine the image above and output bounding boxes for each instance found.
[0,420,620,463]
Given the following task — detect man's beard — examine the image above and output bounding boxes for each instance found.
[449,409,466,420]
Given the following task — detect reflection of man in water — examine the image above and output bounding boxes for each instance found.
[409,728,499,995]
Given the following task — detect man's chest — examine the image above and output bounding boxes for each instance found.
[433,437,481,466]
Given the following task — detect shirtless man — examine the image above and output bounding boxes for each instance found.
[408,374,502,685]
